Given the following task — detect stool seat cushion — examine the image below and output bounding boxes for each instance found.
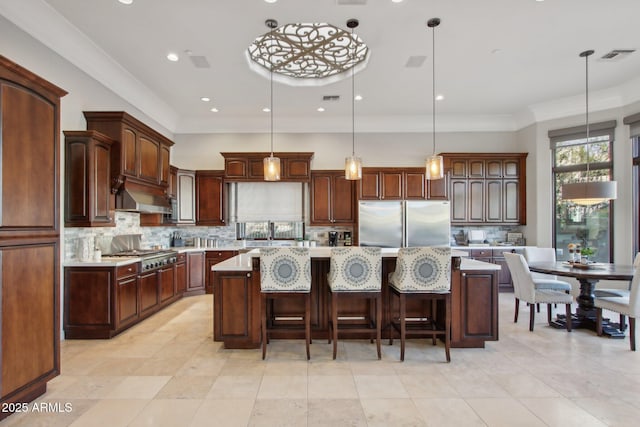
[260,247,311,292]
[533,278,572,292]
[389,247,451,293]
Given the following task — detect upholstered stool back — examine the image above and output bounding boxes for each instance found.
[389,247,451,293]
[328,247,382,292]
[260,247,311,292]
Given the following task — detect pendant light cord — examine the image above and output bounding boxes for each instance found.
[270,31,275,157]
[432,21,436,156]
[351,27,356,157]
[581,49,594,178]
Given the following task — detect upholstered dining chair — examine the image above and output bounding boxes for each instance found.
[260,247,312,360]
[524,247,572,312]
[388,247,452,362]
[327,247,382,360]
[594,253,640,351]
[593,253,640,331]
[503,252,573,332]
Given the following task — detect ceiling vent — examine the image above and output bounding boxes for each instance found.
[405,55,427,68]
[336,0,367,5]
[323,95,340,101]
[600,49,635,61]
[189,55,211,68]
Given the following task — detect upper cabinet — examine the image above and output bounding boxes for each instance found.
[64,130,115,227]
[196,171,225,226]
[83,111,174,191]
[221,152,313,182]
[358,167,448,200]
[310,171,356,225]
[443,153,527,225]
[176,169,196,224]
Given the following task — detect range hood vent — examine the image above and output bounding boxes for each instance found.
[116,189,172,214]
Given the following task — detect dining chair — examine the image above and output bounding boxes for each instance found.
[592,253,640,331]
[594,254,640,351]
[503,252,573,332]
[260,247,312,360]
[327,247,382,360]
[388,247,452,362]
[524,247,572,313]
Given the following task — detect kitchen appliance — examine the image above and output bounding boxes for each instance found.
[328,231,339,247]
[343,231,352,246]
[105,234,177,271]
[467,229,489,246]
[358,200,451,248]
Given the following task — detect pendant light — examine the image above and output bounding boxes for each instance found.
[425,18,444,180]
[263,18,281,181]
[344,18,362,180]
[561,50,617,205]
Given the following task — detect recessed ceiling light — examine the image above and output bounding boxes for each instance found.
[264,0,278,3]
[262,107,270,113]
[118,0,133,5]
[391,0,404,3]
[201,97,210,102]
[210,108,219,113]
[166,53,179,62]
[317,107,325,112]
[354,94,363,101]
[436,94,444,101]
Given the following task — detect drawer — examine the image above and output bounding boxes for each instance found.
[206,250,237,261]
[470,249,492,258]
[116,263,139,279]
[176,253,187,263]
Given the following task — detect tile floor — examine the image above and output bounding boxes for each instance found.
[2,293,640,427]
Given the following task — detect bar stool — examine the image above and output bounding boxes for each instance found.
[327,247,382,360]
[260,247,312,360]
[388,247,452,362]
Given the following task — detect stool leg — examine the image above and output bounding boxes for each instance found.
[445,294,451,363]
[388,291,395,346]
[376,293,382,360]
[327,291,332,344]
[261,294,268,360]
[332,292,338,360]
[514,298,519,323]
[630,317,636,351]
[305,293,311,360]
[400,293,406,362]
[431,299,437,346]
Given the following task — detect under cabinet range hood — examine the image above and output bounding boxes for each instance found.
[116,188,172,214]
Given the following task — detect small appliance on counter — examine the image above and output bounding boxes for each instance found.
[343,231,352,246]
[328,231,339,247]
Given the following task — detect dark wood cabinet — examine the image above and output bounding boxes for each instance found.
[64,130,115,227]
[175,253,187,294]
[159,266,175,303]
[358,167,448,201]
[213,269,261,349]
[443,153,527,225]
[176,169,196,224]
[451,268,499,347]
[186,251,206,295]
[196,171,224,226]
[222,152,313,182]
[168,166,178,199]
[139,270,159,316]
[83,111,174,190]
[116,264,139,328]
[469,248,517,292]
[205,250,238,293]
[310,171,356,225]
[1,55,66,418]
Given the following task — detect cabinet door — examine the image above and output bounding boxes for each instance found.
[159,266,174,303]
[405,171,426,199]
[196,172,224,225]
[138,271,158,315]
[458,271,498,342]
[503,159,520,178]
[285,158,310,180]
[160,145,171,186]
[175,261,187,294]
[138,134,160,183]
[248,158,265,180]
[468,160,484,178]
[310,174,332,224]
[121,127,137,177]
[503,179,520,223]
[450,159,467,178]
[187,252,205,292]
[485,160,503,178]
[224,158,248,179]
[468,180,485,222]
[117,275,138,326]
[380,171,403,199]
[485,180,503,222]
[359,171,380,199]
[214,271,260,348]
[450,179,467,222]
[492,255,513,292]
[177,171,196,224]
[427,175,448,200]
[168,166,178,199]
[331,175,355,224]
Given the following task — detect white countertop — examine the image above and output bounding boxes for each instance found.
[211,247,499,272]
[64,257,140,267]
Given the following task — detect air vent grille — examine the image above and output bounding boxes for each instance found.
[600,49,635,60]
[323,95,340,101]
[336,0,367,5]
[405,55,427,68]
[189,55,211,68]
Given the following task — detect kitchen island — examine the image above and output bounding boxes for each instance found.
[212,248,500,349]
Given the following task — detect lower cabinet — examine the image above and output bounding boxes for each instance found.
[213,268,261,349]
[205,250,238,294]
[450,268,499,347]
[186,251,206,295]
[175,253,187,294]
[469,248,518,292]
[159,265,175,303]
[116,264,139,328]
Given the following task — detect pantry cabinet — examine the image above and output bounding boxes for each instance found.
[444,153,527,225]
[196,171,224,226]
[310,171,356,226]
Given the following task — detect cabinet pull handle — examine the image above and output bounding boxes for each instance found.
[247,273,251,278]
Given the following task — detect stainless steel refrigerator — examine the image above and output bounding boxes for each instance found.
[358,200,451,248]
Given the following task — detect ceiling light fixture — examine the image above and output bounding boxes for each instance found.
[166,53,179,62]
[210,108,219,113]
[263,19,281,182]
[425,18,444,180]
[201,97,210,102]
[118,0,133,5]
[561,50,617,206]
[344,19,362,181]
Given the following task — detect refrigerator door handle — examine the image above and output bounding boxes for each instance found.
[402,201,407,248]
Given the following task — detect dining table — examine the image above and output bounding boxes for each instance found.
[528,261,635,337]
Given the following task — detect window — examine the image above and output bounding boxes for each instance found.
[623,112,640,255]
[549,121,616,262]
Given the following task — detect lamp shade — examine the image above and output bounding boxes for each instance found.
[425,154,444,180]
[263,156,281,181]
[345,155,362,180]
[561,181,617,206]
